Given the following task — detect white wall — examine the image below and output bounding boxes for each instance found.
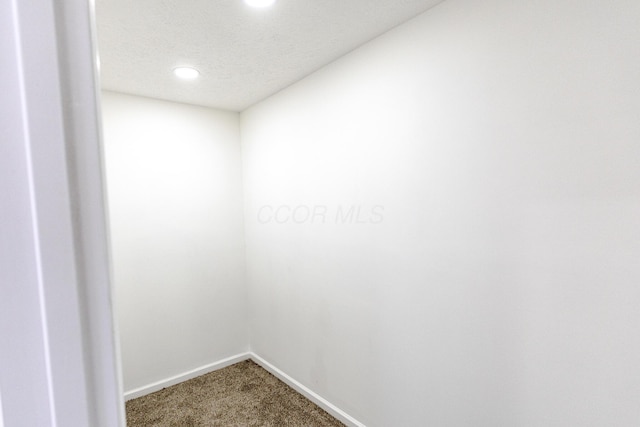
[102,92,247,393]
[2,0,124,425]
[241,0,640,425]
[0,3,54,422]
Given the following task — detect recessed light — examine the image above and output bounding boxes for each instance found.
[173,67,200,79]
[244,0,276,8]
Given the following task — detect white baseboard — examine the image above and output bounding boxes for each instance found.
[250,353,366,427]
[122,351,365,426]
[123,352,251,400]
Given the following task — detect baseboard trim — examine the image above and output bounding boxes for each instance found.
[122,351,366,426]
[123,352,251,401]
[250,353,366,427]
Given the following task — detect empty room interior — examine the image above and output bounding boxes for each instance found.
[95,0,640,425]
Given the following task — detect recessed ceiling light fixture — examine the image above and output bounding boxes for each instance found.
[173,66,200,79]
[244,0,276,8]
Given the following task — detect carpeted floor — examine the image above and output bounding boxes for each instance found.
[126,360,345,426]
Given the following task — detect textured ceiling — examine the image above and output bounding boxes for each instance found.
[96,0,444,111]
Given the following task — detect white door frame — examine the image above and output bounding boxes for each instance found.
[0,0,124,425]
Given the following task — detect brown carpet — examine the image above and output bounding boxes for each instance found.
[126,360,345,426]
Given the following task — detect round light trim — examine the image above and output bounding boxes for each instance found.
[173,67,200,79]
[244,0,276,8]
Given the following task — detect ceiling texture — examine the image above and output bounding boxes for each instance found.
[96,0,444,111]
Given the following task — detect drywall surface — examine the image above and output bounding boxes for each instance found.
[241,0,640,425]
[0,3,54,423]
[102,92,247,392]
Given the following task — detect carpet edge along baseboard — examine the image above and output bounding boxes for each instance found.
[123,351,366,427]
